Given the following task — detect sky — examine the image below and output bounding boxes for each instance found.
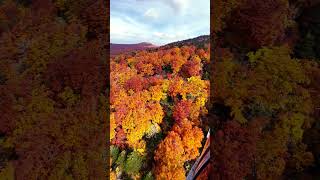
[110,0,210,45]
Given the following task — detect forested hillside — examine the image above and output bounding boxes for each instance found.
[209,0,320,179]
[110,42,158,57]
[161,35,209,49]
[0,0,107,179]
[110,38,210,179]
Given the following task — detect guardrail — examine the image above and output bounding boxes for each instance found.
[187,129,210,180]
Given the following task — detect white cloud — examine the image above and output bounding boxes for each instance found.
[164,0,189,14]
[144,8,159,19]
[153,32,186,40]
[111,0,209,45]
[110,16,153,43]
[137,0,189,14]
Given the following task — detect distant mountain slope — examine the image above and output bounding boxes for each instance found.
[161,35,210,49]
[110,35,210,57]
[110,42,158,56]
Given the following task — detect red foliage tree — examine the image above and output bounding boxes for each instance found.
[173,100,193,125]
[182,56,202,77]
[211,120,261,180]
[45,42,106,104]
[125,75,148,92]
[228,0,289,48]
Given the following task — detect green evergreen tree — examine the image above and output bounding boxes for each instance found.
[124,151,144,176]
[110,145,119,165]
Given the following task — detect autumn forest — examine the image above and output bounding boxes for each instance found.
[0,0,320,180]
[210,0,320,179]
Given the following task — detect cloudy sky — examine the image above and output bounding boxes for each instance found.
[110,0,210,45]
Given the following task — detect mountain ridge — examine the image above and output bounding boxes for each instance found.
[110,35,210,56]
[110,42,158,56]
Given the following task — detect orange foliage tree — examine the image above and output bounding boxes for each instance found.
[110,43,210,179]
